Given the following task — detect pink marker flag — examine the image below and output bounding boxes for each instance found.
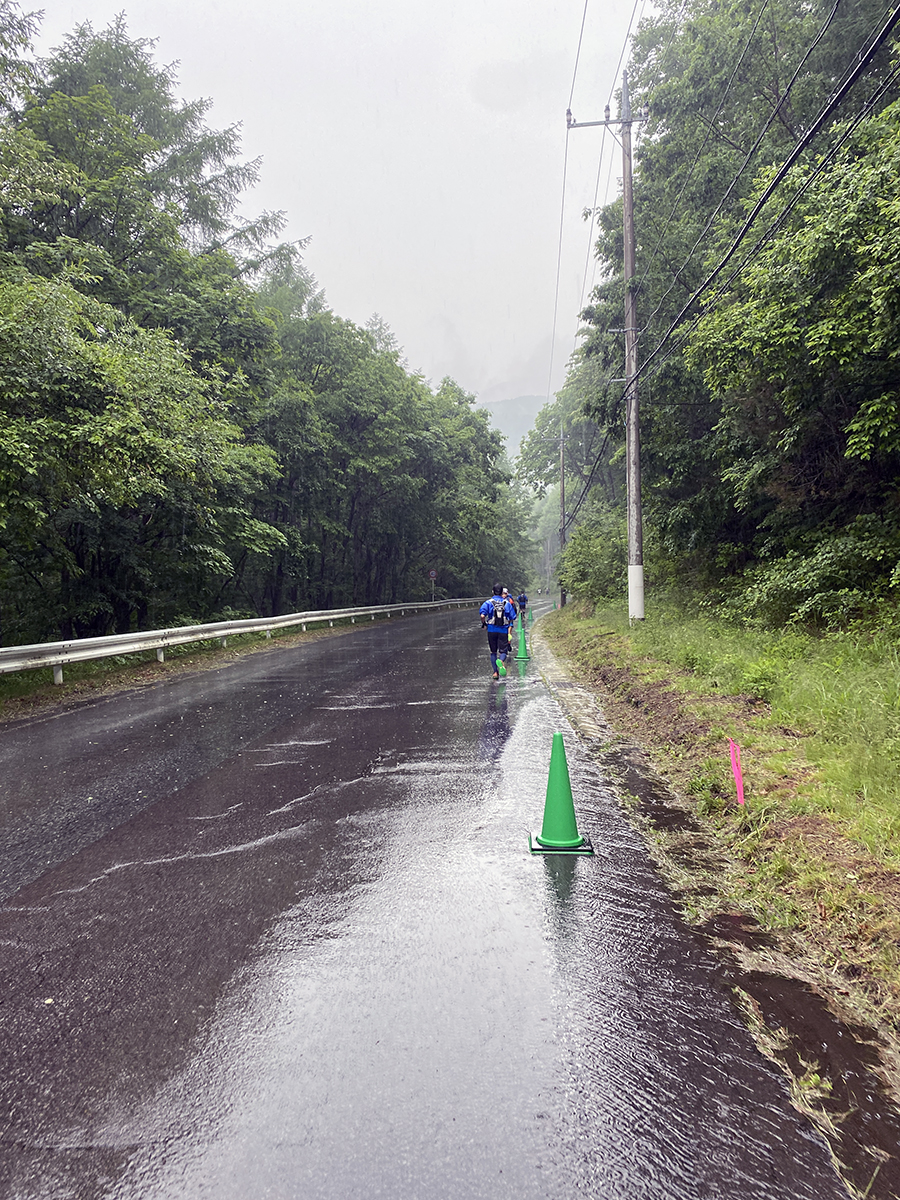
[729,738,745,806]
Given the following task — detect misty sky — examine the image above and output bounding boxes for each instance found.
[36,1,647,405]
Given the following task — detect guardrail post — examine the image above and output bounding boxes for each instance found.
[220,637,227,648]
[53,665,63,686]
[156,648,165,663]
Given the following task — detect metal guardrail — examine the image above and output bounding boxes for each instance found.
[0,597,483,685]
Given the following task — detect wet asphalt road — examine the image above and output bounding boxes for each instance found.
[0,607,849,1200]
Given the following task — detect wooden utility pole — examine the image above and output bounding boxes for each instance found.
[621,72,643,620]
[559,422,566,608]
[567,71,645,619]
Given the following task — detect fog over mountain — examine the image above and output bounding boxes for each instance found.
[480,395,547,461]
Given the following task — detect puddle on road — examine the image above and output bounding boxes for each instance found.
[0,625,881,1200]
[92,691,853,1200]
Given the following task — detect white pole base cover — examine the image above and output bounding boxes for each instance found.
[628,564,645,622]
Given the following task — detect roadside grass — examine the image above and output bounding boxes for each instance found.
[579,601,900,862]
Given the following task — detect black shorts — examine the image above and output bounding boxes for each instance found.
[487,629,511,655]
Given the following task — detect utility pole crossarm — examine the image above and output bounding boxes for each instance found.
[567,103,648,131]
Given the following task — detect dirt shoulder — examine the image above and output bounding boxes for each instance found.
[533,612,900,1200]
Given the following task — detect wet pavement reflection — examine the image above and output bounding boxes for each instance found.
[0,609,849,1198]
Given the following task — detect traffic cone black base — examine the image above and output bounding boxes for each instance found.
[528,831,594,855]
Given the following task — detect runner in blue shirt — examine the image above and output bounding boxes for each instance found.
[501,587,518,633]
[479,583,518,679]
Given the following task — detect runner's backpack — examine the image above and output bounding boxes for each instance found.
[490,596,509,626]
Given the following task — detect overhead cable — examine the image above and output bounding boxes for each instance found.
[647,57,900,381]
[633,0,900,387]
[576,0,646,323]
[637,0,842,331]
[569,3,900,524]
[632,0,774,307]
[568,0,591,109]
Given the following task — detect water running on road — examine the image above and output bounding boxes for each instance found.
[0,611,847,1198]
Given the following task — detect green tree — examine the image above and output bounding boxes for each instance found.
[0,0,38,112]
[687,100,900,621]
[568,0,900,605]
[0,12,536,641]
[0,273,280,639]
[33,15,280,251]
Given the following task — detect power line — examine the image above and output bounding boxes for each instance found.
[631,0,773,310]
[637,0,842,335]
[591,53,900,476]
[632,1,900,390]
[568,0,591,109]
[541,0,647,582]
[545,130,572,403]
[565,3,900,528]
[548,0,647,407]
[577,141,616,320]
[563,0,687,540]
[544,0,592,408]
[635,57,900,390]
[708,69,900,310]
[575,0,646,324]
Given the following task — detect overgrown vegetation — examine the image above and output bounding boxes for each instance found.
[524,5,900,1053]
[522,10,900,1168]
[616,603,900,854]
[519,0,900,629]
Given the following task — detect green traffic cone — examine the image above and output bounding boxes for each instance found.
[516,630,529,660]
[529,733,593,854]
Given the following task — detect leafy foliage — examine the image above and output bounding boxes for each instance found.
[0,11,535,642]
[0,271,280,639]
[558,510,628,605]
[553,0,900,624]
